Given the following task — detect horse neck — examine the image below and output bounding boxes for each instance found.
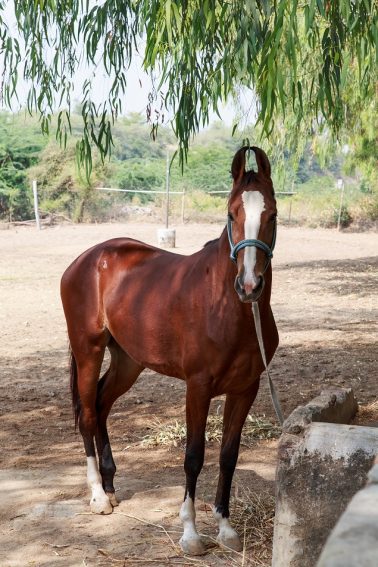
[215,226,237,282]
[211,227,243,308]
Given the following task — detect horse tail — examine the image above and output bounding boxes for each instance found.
[69,347,81,430]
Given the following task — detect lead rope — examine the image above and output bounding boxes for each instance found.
[251,301,285,426]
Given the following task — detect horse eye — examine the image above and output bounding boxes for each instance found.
[228,213,234,221]
[270,214,277,222]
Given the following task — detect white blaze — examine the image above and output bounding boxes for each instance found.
[241,191,265,288]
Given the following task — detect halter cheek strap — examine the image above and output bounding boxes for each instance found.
[227,215,276,265]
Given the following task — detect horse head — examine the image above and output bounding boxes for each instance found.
[228,146,277,303]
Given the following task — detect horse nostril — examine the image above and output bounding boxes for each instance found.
[252,275,262,291]
[234,275,244,295]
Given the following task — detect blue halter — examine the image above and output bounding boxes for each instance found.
[227,214,276,265]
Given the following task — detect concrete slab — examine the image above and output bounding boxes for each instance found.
[317,461,378,566]
[273,422,378,567]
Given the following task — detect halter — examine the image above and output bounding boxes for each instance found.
[227,214,277,266]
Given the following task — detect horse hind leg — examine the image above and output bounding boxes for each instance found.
[95,343,144,506]
[71,343,113,515]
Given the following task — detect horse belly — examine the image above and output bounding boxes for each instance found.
[103,276,188,379]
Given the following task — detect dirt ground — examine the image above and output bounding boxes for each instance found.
[0,220,377,567]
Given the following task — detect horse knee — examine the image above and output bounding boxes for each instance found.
[79,410,97,438]
[184,449,204,479]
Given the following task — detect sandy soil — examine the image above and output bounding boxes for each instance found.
[0,221,377,567]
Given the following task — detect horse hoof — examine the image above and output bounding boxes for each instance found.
[179,536,206,556]
[90,495,113,515]
[106,492,119,507]
[216,532,243,552]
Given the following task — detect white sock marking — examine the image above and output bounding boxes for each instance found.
[241,191,265,287]
[87,456,111,511]
[180,495,200,542]
[213,508,239,541]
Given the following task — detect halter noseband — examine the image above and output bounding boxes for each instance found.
[227,214,276,265]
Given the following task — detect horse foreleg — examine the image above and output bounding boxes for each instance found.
[213,380,260,551]
[95,346,143,507]
[179,382,210,556]
[75,349,113,515]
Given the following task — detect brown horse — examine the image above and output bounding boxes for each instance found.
[61,146,278,555]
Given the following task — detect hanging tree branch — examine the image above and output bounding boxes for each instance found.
[0,0,376,172]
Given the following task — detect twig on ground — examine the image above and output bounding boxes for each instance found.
[114,511,179,552]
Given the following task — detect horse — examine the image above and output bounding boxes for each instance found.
[60,146,279,555]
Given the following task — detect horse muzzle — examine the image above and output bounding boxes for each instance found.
[234,274,265,303]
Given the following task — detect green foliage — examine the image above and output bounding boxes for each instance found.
[0,111,376,227]
[190,191,225,213]
[0,1,376,170]
[0,112,46,220]
[342,102,378,197]
[334,205,352,228]
[28,140,111,222]
[110,160,165,204]
[171,144,232,193]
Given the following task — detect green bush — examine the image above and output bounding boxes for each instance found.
[333,205,352,228]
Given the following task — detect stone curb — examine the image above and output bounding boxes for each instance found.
[282,388,358,435]
[317,457,378,567]
[272,388,376,567]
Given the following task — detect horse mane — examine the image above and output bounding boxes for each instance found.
[243,170,257,185]
[203,237,220,248]
[227,170,258,205]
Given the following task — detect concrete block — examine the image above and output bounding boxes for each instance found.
[283,388,358,435]
[272,422,378,567]
[157,228,176,248]
[317,460,378,567]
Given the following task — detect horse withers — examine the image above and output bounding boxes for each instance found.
[60,146,279,555]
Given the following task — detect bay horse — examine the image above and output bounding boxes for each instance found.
[60,146,279,555]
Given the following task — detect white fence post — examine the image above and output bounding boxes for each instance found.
[32,180,41,230]
[165,149,170,229]
[337,178,345,231]
[181,187,186,224]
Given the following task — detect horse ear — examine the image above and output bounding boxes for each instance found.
[251,146,271,179]
[231,146,248,183]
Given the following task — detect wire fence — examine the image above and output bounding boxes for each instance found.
[97,187,297,225]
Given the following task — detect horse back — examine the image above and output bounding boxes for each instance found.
[60,238,167,338]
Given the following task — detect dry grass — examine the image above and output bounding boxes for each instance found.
[101,487,275,567]
[230,486,275,566]
[353,400,378,425]
[137,412,277,565]
[141,413,280,448]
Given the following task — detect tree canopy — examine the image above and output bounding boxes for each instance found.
[0,1,377,169]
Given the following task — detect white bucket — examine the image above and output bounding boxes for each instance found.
[157,228,176,248]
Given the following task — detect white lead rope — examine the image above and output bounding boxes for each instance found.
[252,301,285,426]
